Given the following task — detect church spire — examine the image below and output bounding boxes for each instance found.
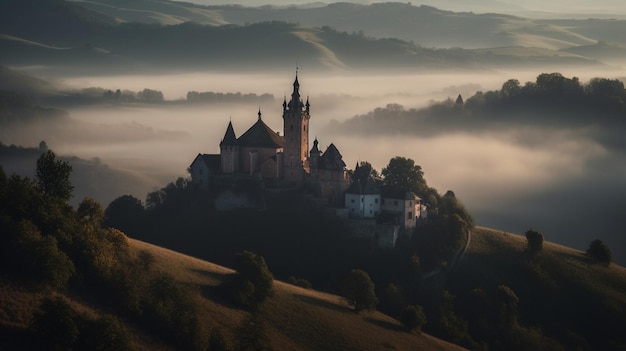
[220,120,237,146]
[258,108,262,120]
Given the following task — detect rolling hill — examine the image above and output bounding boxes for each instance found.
[0,0,607,74]
[0,237,465,351]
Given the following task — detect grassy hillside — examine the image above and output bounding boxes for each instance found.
[450,226,626,350]
[0,238,465,351]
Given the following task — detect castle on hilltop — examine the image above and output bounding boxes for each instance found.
[189,72,350,204]
[189,72,426,246]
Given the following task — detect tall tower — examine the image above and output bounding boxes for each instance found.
[282,72,310,185]
[220,120,239,173]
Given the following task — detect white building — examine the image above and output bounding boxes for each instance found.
[381,191,423,231]
[345,175,381,218]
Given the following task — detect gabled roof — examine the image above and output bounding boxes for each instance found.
[346,175,381,195]
[190,153,221,171]
[318,143,346,171]
[237,118,284,148]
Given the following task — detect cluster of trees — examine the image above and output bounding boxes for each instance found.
[100,88,164,102]
[0,151,217,350]
[186,91,274,104]
[335,73,626,143]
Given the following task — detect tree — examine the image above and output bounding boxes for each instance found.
[226,251,274,310]
[35,150,73,202]
[586,239,612,266]
[381,156,426,196]
[103,195,145,237]
[340,269,378,312]
[400,304,427,332]
[525,229,544,254]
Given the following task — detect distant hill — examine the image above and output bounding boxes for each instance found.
[79,0,625,49]
[0,0,605,74]
[0,237,465,351]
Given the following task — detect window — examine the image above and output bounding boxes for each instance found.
[375,198,379,204]
[304,125,306,131]
[407,212,413,220]
[351,199,355,203]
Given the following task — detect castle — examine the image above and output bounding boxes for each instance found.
[189,73,426,244]
[189,73,350,204]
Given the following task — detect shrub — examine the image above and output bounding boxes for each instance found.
[525,229,544,254]
[287,276,312,289]
[586,239,612,266]
[225,251,274,310]
[31,297,132,351]
[340,269,378,312]
[401,304,427,332]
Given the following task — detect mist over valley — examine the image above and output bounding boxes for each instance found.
[2,0,626,265]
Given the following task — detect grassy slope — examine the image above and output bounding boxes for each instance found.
[132,239,465,351]
[454,226,626,347]
[0,238,465,351]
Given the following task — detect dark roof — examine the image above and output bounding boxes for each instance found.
[220,121,237,146]
[201,154,221,171]
[190,153,221,172]
[318,143,345,171]
[346,175,381,195]
[237,118,283,148]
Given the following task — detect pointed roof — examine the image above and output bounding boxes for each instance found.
[237,118,284,148]
[310,138,320,154]
[318,143,346,171]
[220,121,238,146]
[288,72,303,110]
[346,175,381,195]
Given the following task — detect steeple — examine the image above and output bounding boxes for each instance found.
[220,120,237,146]
[258,108,262,120]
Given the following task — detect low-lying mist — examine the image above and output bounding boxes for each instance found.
[3,68,625,265]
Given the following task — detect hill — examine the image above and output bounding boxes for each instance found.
[0,237,465,351]
[449,226,626,350]
[0,0,604,74]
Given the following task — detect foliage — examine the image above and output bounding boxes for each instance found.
[35,150,74,203]
[224,251,274,310]
[30,297,131,351]
[103,194,145,236]
[340,269,378,312]
[400,304,427,332]
[381,156,427,197]
[525,229,544,254]
[586,239,612,266]
[287,276,312,289]
[235,314,273,351]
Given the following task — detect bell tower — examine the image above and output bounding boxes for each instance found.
[282,72,310,185]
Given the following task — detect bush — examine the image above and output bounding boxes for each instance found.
[400,304,427,332]
[340,269,378,312]
[586,239,612,266]
[30,297,131,351]
[224,251,274,310]
[287,276,312,289]
[525,229,544,254]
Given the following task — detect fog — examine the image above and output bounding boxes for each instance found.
[4,68,626,264]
